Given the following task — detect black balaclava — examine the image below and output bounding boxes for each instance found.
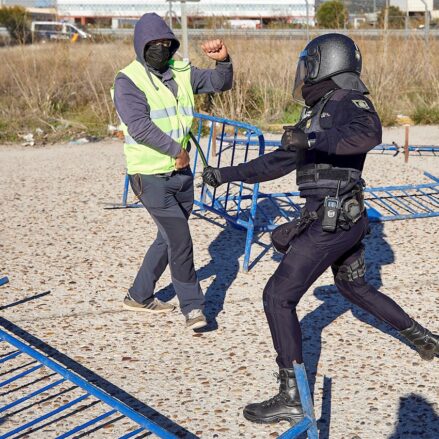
[144,44,172,73]
[302,78,339,107]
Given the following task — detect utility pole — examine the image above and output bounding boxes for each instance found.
[384,0,389,33]
[168,0,173,30]
[372,0,377,28]
[181,0,189,60]
[383,0,389,61]
[420,0,430,44]
[167,0,200,62]
[405,0,409,38]
[305,0,310,42]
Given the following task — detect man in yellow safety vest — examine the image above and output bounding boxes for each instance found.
[112,12,232,330]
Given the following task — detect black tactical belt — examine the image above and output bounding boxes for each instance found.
[297,168,352,184]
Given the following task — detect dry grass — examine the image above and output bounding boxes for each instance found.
[1,35,439,142]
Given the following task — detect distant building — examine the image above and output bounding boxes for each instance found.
[55,0,315,26]
[390,0,433,12]
[1,1,56,21]
[2,0,55,6]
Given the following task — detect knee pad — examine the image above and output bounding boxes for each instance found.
[335,249,366,282]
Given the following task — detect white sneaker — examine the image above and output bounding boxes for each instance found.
[185,309,207,330]
[123,295,175,313]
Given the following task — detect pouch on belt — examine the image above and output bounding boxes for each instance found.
[271,209,319,254]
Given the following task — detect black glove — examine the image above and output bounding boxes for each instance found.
[202,166,223,188]
[281,126,310,151]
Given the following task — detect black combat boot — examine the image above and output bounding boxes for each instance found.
[243,368,304,424]
[400,319,439,361]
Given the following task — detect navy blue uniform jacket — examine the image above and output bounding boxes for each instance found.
[219,90,382,187]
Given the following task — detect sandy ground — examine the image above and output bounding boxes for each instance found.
[1,125,438,439]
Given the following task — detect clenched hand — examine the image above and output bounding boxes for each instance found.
[201,39,229,62]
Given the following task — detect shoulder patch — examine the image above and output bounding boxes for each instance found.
[352,99,371,110]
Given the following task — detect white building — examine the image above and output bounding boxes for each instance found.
[56,0,315,23]
[390,0,433,12]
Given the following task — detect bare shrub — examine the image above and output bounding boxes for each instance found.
[0,36,438,142]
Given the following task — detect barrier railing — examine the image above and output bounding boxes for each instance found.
[0,319,323,438]
[0,320,193,438]
[110,113,267,271]
[219,135,439,157]
[112,115,439,271]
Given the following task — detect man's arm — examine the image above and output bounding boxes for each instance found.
[191,39,233,94]
[312,95,382,156]
[191,59,233,94]
[113,72,181,158]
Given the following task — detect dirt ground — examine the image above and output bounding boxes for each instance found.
[1,125,438,438]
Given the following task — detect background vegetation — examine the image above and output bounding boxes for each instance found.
[1,36,439,143]
[315,1,348,29]
[0,6,31,44]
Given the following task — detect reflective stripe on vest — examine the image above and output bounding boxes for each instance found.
[111,59,194,175]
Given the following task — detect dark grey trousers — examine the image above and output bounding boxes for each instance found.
[129,169,205,315]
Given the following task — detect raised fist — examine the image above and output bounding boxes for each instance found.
[201,39,229,62]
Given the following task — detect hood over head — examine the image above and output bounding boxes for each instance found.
[134,13,180,63]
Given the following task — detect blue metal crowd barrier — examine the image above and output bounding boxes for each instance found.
[0,324,189,438]
[0,277,8,287]
[0,321,321,438]
[111,113,267,271]
[113,114,439,271]
[219,134,439,156]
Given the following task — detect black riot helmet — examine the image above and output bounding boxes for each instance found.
[293,33,367,103]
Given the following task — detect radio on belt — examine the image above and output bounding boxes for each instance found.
[322,180,341,232]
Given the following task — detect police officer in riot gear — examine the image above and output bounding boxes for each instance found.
[202,33,439,425]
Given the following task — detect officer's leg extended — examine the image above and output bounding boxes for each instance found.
[243,222,354,425]
[333,243,439,361]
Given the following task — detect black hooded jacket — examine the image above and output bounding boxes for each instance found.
[113,13,233,158]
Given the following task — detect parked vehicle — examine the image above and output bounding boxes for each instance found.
[31,21,92,42]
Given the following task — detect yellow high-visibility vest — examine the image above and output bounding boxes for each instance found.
[112,59,194,175]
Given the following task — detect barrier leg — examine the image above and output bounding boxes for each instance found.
[404,125,410,163]
[242,224,254,272]
[242,181,260,272]
[278,362,318,439]
[122,172,130,207]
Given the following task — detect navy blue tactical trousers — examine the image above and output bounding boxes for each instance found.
[129,170,205,315]
[263,213,412,368]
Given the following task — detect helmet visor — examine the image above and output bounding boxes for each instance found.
[292,50,308,104]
